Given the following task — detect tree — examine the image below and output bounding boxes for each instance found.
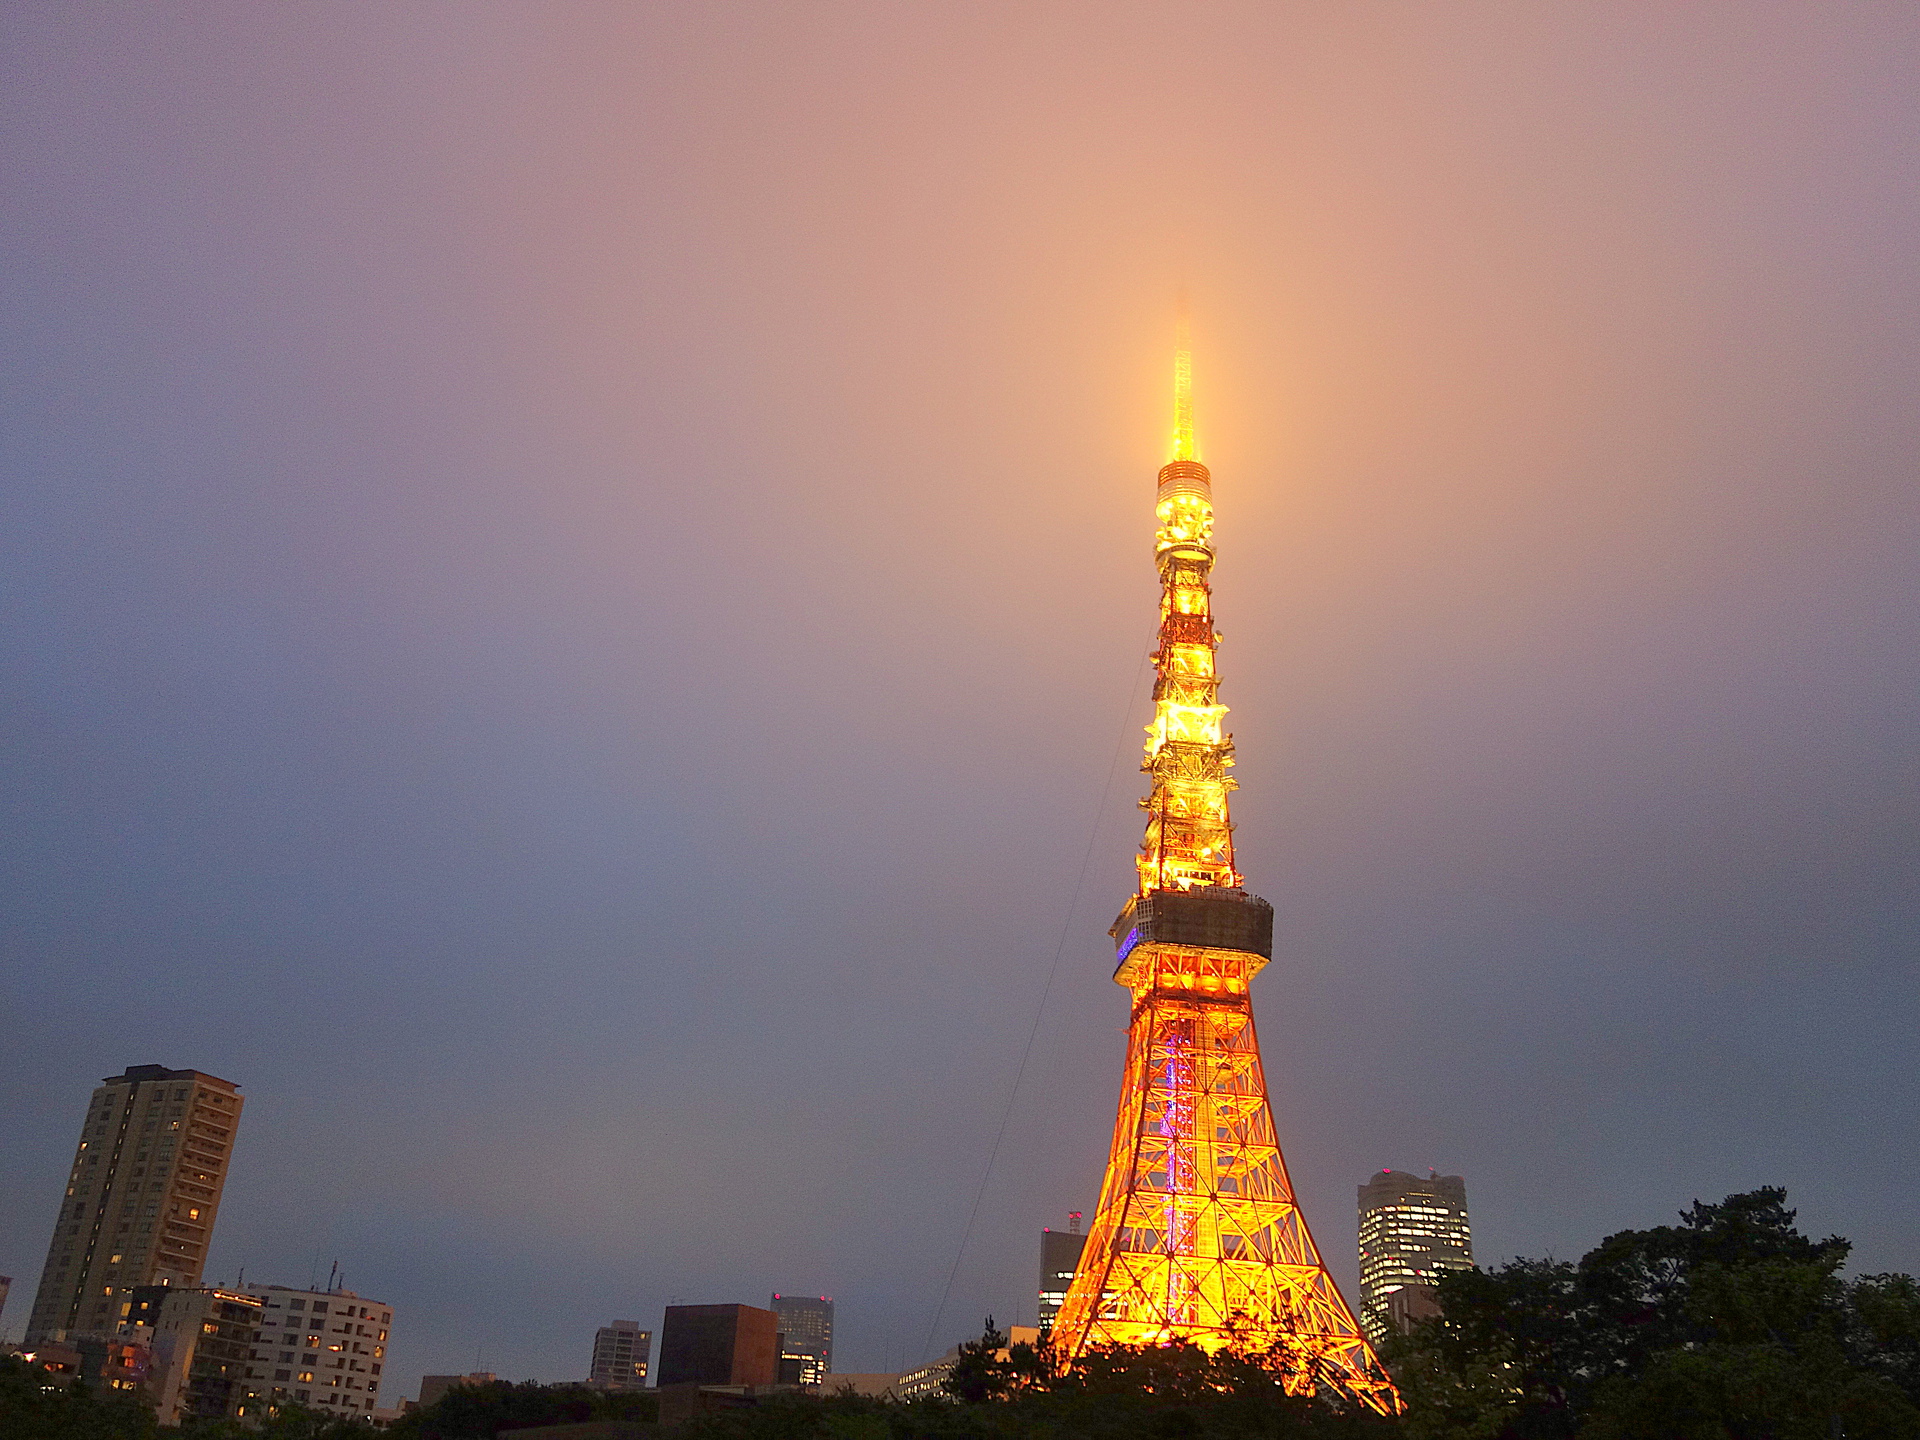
[381,1379,655,1439]
[942,1317,1020,1404]
[0,1354,160,1440]
[1392,1188,1920,1440]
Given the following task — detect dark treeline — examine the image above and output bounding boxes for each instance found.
[0,1365,654,1440]
[1390,1187,1920,1439]
[5,1189,1916,1440]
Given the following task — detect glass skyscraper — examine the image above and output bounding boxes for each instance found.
[1356,1170,1473,1348]
[769,1293,832,1384]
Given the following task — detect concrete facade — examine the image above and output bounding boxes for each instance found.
[588,1319,651,1390]
[145,1287,264,1426]
[243,1286,394,1417]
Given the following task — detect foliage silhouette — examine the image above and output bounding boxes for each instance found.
[1391,1187,1920,1440]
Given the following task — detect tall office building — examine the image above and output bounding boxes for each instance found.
[25,1066,243,1344]
[1037,1218,1086,1330]
[1357,1170,1473,1348]
[588,1319,652,1390]
[243,1286,394,1416]
[769,1294,832,1384]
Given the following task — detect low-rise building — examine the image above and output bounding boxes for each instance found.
[79,1334,152,1394]
[588,1319,651,1390]
[823,1372,900,1398]
[894,1326,1040,1401]
[12,1333,152,1394]
[15,1339,84,1383]
[243,1286,394,1417]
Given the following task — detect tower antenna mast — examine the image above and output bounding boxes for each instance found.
[1172,305,1195,464]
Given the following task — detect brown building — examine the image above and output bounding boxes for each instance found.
[24,1066,244,1344]
[656,1304,779,1387]
[13,1334,148,1393]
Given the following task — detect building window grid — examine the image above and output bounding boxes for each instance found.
[1358,1178,1473,1347]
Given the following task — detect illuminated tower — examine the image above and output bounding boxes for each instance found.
[1050,343,1395,1411]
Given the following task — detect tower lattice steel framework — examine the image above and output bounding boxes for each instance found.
[1049,343,1397,1413]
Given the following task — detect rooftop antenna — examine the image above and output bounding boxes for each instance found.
[327,1260,338,1294]
[1068,1211,1083,1235]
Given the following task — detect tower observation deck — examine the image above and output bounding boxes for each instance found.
[1049,341,1397,1412]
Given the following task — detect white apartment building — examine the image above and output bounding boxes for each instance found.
[243,1285,394,1416]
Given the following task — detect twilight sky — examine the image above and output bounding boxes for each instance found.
[3,1,1918,1395]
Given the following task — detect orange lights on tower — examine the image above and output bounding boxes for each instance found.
[1049,338,1397,1413]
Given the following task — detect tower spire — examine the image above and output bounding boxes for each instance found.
[1050,331,1397,1415]
[1138,332,1235,897]
[1171,322,1195,463]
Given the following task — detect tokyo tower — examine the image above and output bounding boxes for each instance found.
[1048,340,1397,1412]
